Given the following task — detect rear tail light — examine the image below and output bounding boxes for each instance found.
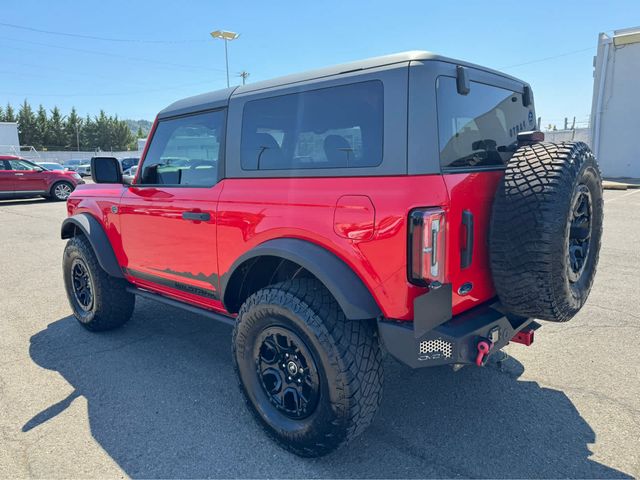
[408,208,447,287]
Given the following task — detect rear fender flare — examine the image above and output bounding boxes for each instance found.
[61,213,124,278]
[221,238,381,320]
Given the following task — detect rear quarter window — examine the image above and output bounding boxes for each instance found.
[240,80,384,171]
[436,77,535,170]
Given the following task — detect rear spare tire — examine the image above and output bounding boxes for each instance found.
[490,142,603,322]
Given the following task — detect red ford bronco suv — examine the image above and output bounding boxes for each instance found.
[61,51,603,457]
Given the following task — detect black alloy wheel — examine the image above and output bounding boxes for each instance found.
[71,258,94,311]
[232,278,383,457]
[567,184,592,283]
[255,326,320,419]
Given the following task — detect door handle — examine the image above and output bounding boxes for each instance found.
[460,210,474,269]
[182,211,211,222]
[14,173,24,176]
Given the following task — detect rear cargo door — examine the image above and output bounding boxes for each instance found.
[435,73,535,314]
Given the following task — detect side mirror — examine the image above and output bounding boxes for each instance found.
[91,157,122,184]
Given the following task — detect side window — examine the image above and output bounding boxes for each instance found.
[437,77,534,169]
[138,110,225,186]
[241,80,383,170]
[0,160,10,170]
[8,159,39,171]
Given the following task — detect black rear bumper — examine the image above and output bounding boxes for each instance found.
[378,286,534,369]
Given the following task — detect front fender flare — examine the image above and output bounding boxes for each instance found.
[61,213,124,278]
[221,238,382,320]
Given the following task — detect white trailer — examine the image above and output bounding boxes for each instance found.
[0,122,20,154]
[591,27,640,178]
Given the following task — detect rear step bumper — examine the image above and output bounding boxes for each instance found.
[378,289,536,369]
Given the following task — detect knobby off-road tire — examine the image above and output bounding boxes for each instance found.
[232,278,383,457]
[490,141,603,322]
[63,235,135,331]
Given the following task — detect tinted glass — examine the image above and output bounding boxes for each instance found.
[241,81,383,170]
[437,77,535,169]
[120,158,139,170]
[40,163,63,170]
[8,159,39,170]
[138,110,224,186]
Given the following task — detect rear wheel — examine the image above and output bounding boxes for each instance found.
[232,278,383,457]
[63,235,135,331]
[51,181,74,201]
[490,142,603,322]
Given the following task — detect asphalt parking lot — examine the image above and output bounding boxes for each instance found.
[0,189,638,478]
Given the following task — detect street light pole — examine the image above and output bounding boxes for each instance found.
[210,30,240,88]
[224,39,230,87]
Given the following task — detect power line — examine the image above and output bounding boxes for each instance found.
[0,21,207,44]
[0,80,217,98]
[0,58,175,88]
[500,47,594,69]
[0,36,226,73]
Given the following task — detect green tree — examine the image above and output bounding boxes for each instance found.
[17,100,36,146]
[64,107,82,151]
[80,114,97,150]
[47,107,66,149]
[129,126,145,149]
[34,105,48,149]
[5,103,16,122]
[0,105,4,122]
[111,115,134,150]
[94,110,111,150]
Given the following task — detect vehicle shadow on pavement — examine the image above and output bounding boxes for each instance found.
[0,198,50,207]
[26,300,630,479]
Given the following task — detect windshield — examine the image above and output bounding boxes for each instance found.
[40,163,63,170]
[121,158,139,170]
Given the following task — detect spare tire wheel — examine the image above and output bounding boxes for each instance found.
[490,141,603,322]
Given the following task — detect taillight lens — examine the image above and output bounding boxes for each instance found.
[408,208,447,287]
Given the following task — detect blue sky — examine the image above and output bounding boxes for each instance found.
[1,0,637,127]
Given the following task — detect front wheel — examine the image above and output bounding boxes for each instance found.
[63,235,135,331]
[232,278,383,457]
[51,181,74,201]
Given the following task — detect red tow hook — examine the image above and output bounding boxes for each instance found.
[475,339,492,367]
[511,328,535,346]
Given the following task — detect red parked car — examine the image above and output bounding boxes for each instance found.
[0,156,84,201]
[60,51,603,456]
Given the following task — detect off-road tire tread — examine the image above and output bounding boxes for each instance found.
[232,278,383,457]
[64,235,135,331]
[490,141,603,322]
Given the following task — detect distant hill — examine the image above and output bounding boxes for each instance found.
[124,119,153,137]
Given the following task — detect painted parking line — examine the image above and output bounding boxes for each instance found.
[604,188,640,203]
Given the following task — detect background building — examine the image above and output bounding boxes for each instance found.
[0,122,20,153]
[591,26,640,178]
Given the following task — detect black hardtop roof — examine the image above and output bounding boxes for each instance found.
[158,51,527,118]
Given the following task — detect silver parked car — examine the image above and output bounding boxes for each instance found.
[37,162,65,171]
